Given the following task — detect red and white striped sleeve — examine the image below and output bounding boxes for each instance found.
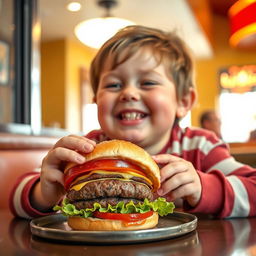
[199,145,256,218]
[174,126,256,218]
[9,170,55,219]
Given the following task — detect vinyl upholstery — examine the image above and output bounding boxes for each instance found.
[0,133,58,209]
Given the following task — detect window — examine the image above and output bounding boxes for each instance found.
[219,65,256,142]
[0,0,41,134]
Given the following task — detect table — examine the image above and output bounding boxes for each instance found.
[229,142,256,167]
[1,209,256,256]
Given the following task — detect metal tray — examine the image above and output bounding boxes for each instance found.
[30,212,197,244]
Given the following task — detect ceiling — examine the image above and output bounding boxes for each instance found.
[39,0,235,59]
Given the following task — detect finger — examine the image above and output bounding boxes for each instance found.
[43,147,86,167]
[54,135,96,153]
[40,169,66,205]
[158,172,193,196]
[170,183,200,207]
[152,154,181,165]
[171,183,195,199]
[160,161,188,182]
[78,136,97,146]
[41,167,65,186]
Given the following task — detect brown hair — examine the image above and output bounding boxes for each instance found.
[90,25,195,100]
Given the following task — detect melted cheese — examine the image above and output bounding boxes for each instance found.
[70,169,152,191]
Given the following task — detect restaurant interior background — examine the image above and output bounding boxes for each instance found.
[0,0,256,145]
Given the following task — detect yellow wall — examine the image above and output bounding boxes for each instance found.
[192,14,256,126]
[41,39,96,132]
[65,40,97,132]
[41,40,66,129]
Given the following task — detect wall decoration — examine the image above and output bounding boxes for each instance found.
[219,65,256,93]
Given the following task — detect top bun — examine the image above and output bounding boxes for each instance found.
[65,140,160,191]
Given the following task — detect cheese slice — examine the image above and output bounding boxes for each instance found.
[70,169,152,191]
[71,178,129,191]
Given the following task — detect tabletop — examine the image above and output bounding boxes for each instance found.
[1,209,256,256]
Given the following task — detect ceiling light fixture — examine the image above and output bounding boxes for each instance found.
[74,0,134,49]
[66,1,82,12]
[228,0,256,49]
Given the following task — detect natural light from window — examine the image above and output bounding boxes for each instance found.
[82,103,100,134]
[219,92,256,142]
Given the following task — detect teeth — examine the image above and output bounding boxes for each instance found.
[121,112,144,120]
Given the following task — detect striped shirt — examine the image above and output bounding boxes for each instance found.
[10,125,256,218]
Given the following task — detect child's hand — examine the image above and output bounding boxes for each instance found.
[152,154,202,207]
[32,135,96,210]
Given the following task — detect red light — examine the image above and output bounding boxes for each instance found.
[229,0,256,49]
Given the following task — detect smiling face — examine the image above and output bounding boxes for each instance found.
[95,48,192,154]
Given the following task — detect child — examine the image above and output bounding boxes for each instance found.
[10,25,256,219]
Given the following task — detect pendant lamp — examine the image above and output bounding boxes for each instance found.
[229,0,256,49]
[75,0,134,49]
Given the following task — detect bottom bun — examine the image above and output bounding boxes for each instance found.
[68,212,159,231]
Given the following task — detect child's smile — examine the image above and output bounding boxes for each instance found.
[118,111,147,121]
[116,109,148,125]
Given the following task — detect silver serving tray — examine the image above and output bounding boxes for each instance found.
[30,212,197,244]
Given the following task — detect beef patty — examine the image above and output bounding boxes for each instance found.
[67,178,153,209]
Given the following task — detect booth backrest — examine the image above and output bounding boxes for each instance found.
[0,133,58,209]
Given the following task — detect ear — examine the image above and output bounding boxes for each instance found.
[176,88,197,118]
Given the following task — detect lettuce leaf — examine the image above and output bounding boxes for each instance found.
[53,197,175,218]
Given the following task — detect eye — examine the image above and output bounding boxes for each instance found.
[105,83,122,90]
[141,80,158,87]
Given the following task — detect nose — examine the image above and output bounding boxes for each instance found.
[119,86,140,102]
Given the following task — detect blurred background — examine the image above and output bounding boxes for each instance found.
[1,0,256,143]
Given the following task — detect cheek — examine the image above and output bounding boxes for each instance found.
[147,91,177,117]
[96,101,109,128]
[96,93,114,119]
[97,99,109,117]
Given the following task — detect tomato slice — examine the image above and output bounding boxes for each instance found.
[93,211,153,222]
[64,159,146,190]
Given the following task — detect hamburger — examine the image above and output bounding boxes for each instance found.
[54,140,175,231]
